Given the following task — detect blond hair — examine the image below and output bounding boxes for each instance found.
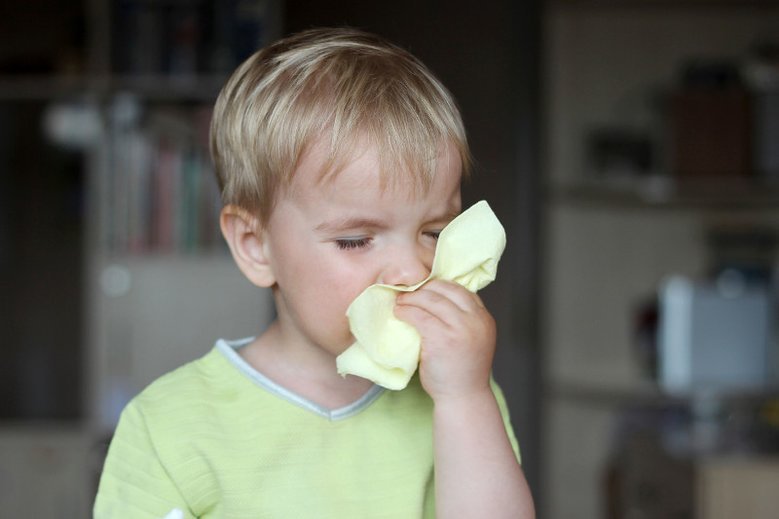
[210,27,471,224]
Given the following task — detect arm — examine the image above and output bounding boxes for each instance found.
[395,280,535,518]
[432,386,534,518]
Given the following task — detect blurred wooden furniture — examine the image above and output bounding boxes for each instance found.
[697,458,779,519]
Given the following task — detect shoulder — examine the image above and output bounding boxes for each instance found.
[139,346,226,397]
[126,346,235,428]
[98,347,237,515]
[110,345,247,473]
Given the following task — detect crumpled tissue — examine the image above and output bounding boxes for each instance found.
[335,200,506,390]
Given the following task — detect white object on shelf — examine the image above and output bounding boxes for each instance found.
[658,275,774,392]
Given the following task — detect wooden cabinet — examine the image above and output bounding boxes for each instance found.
[697,457,779,519]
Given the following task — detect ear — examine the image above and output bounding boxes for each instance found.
[220,205,276,288]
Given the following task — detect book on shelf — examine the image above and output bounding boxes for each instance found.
[112,0,275,77]
[104,100,223,255]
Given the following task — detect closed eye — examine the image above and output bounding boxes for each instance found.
[335,237,372,250]
[424,230,442,241]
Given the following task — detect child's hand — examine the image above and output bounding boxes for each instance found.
[394,279,496,401]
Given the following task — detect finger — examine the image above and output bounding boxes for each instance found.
[412,279,485,312]
[396,287,463,322]
[393,301,446,330]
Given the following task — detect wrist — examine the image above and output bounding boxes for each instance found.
[431,385,495,412]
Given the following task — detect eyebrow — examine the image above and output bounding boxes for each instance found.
[314,217,389,234]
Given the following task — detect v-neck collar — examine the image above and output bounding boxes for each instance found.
[216,338,385,421]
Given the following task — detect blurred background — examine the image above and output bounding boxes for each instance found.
[2,0,779,517]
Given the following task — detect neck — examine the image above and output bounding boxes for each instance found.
[240,322,374,409]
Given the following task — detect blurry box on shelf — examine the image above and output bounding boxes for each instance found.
[658,274,775,393]
[585,126,655,183]
[671,60,752,181]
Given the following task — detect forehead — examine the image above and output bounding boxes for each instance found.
[289,134,462,200]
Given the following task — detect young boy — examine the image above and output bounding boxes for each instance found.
[95,27,535,518]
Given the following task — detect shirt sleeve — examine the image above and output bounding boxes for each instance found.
[93,401,194,519]
[490,378,522,464]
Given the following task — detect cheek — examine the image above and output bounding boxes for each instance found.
[297,260,362,310]
[283,246,380,315]
[319,274,367,313]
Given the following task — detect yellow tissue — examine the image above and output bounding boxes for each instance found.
[335,200,506,390]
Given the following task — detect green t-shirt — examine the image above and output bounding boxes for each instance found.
[94,338,519,518]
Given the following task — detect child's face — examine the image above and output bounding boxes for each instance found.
[262,137,462,359]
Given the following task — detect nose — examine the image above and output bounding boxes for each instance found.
[378,243,433,287]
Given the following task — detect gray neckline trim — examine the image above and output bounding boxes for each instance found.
[215,338,385,421]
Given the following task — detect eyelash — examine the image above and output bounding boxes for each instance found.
[335,232,441,251]
[335,238,372,250]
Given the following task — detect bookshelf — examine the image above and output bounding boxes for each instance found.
[0,0,281,515]
[543,2,779,518]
